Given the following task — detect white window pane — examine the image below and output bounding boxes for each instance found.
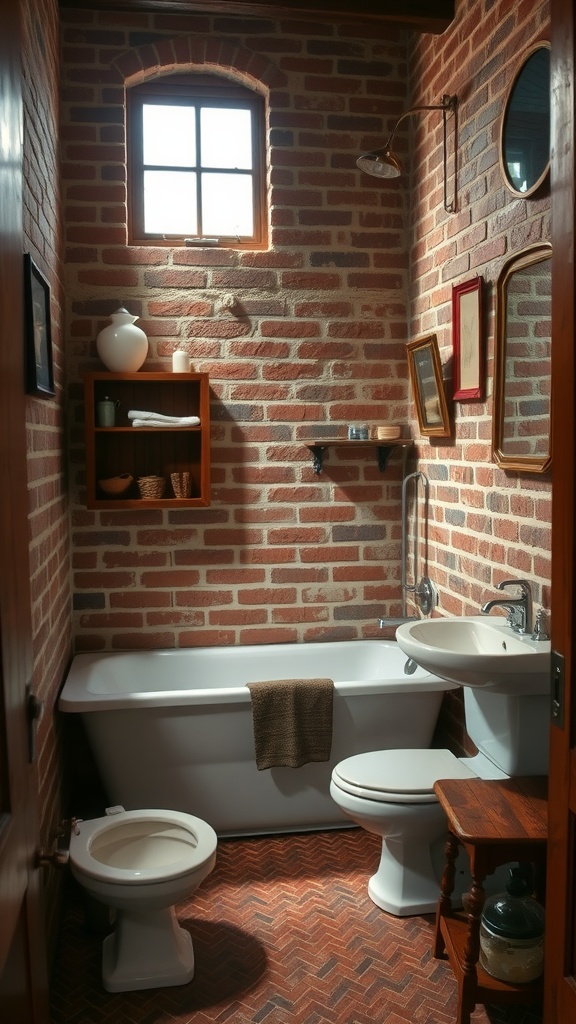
[144,170,197,234]
[200,108,252,169]
[201,173,253,236]
[143,105,196,167]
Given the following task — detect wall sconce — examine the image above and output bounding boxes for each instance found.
[357,94,458,213]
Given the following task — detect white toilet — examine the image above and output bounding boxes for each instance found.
[330,686,549,916]
[69,807,217,992]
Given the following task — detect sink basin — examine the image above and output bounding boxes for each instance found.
[395,615,551,694]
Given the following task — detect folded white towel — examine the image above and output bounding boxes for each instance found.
[131,416,200,428]
[128,409,191,423]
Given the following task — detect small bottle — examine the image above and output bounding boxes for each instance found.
[479,867,545,983]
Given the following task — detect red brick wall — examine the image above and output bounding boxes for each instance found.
[21,0,71,960]
[407,0,551,628]
[61,9,414,649]
[61,0,551,655]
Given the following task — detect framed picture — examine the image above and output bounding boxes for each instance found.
[406,333,451,437]
[452,276,483,400]
[24,253,55,398]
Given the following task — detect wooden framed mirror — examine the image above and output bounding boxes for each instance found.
[499,41,550,198]
[492,242,552,473]
[406,333,451,437]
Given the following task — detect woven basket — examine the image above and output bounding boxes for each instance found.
[137,475,165,499]
[171,471,192,498]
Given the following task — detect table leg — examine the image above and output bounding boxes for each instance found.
[433,831,459,959]
[456,870,486,1024]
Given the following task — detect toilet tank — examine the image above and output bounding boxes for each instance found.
[463,688,549,776]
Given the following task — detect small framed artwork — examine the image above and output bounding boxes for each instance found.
[406,333,451,437]
[452,276,483,400]
[24,253,55,398]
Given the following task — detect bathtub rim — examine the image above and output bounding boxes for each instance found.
[58,639,457,713]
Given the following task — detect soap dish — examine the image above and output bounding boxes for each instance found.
[372,425,402,441]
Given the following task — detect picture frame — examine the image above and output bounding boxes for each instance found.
[24,253,55,398]
[452,275,483,400]
[406,333,451,437]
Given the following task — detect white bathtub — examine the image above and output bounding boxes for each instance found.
[59,640,456,836]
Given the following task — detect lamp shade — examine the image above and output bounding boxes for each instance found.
[356,148,402,179]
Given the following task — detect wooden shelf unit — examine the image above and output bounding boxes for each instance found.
[437,907,542,1006]
[433,776,547,1024]
[83,371,211,509]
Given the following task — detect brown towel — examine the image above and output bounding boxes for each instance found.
[246,678,334,770]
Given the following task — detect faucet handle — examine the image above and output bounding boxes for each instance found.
[505,605,524,629]
[531,609,550,641]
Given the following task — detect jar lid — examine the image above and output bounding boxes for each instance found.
[481,868,545,939]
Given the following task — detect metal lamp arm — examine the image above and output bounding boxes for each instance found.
[385,102,451,150]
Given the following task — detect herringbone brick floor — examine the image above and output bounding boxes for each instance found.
[50,828,543,1024]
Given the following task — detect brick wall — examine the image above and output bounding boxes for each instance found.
[408,0,551,633]
[21,0,71,961]
[61,0,551,656]
[61,9,414,649]
[410,0,551,754]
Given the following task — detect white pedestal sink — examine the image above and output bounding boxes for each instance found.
[395,615,551,694]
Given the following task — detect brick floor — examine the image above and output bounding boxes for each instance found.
[50,828,543,1024]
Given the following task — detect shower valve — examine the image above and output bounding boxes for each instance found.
[414,576,436,616]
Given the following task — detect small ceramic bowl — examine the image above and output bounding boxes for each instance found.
[98,473,133,496]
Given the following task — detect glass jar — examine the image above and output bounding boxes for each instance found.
[479,867,545,984]
[348,423,368,440]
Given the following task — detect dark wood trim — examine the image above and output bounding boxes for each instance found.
[57,0,455,33]
[0,0,50,1018]
[545,0,576,1020]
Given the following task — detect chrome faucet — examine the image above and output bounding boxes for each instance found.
[378,577,436,630]
[480,579,533,635]
[378,615,419,629]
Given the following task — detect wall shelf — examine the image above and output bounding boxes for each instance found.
[303,439,412,474]
[83,371,211,509]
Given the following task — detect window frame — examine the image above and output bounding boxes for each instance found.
[127,75,267,249]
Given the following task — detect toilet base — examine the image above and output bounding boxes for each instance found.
[102,906,195,992]
[368,836,470,917]
[367,836,442,916]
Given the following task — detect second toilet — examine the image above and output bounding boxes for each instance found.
[69,806,217,992]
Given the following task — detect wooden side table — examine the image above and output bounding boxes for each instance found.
[433,776,547,1024]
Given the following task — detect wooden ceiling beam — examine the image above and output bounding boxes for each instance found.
[57,0,455,34]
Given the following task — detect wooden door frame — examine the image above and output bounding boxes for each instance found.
[0,0,50,1019]
[545,0,576,1020]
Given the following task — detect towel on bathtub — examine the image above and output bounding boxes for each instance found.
[246,677,334,770]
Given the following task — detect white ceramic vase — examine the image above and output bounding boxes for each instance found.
[96,307,148,372]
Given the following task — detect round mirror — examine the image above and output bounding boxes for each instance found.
[499,42,550,198]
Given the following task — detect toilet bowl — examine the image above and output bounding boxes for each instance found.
[69,807,217,992]
[330,686,549,916]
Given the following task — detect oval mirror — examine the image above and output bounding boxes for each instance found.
[499,42,550,198]
[492,242,552,473]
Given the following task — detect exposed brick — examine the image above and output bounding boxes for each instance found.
[59,5,550,708]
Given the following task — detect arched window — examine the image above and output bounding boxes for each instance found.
[127,74,267,249]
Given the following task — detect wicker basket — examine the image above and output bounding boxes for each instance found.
[171,471,192,498]
[137,475,165,499]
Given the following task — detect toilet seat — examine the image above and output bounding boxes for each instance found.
[331,748,476,803]
[70,809,217,885]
